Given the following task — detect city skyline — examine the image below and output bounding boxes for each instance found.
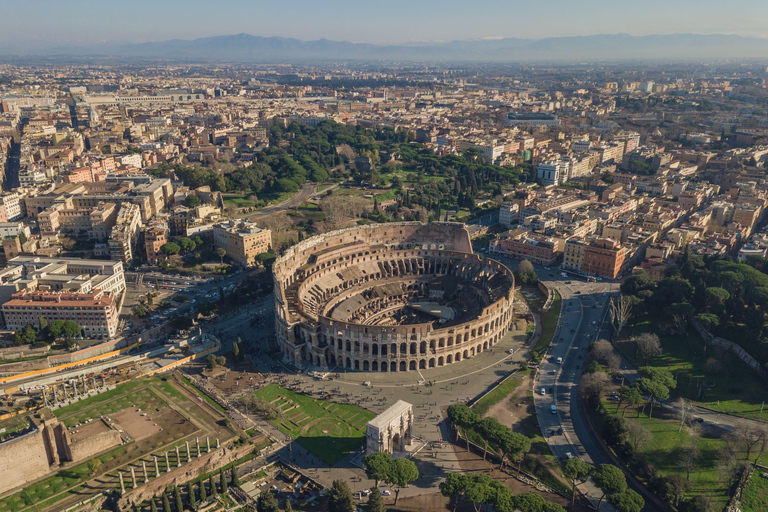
[1,0,767,50]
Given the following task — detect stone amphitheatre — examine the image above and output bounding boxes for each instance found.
[273,222,515,372]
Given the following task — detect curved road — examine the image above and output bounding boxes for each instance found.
[490,257,666,512]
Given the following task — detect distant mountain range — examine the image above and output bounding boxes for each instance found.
[4,33,768,62]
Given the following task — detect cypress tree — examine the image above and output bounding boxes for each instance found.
[187,480,196,509]
[230,466,240,487]
[150,498,158,512]
[220,468,228,494]
[209,475,217,497]
[199,478,207,503]
[174,486,183,512]
[162,492,171,512]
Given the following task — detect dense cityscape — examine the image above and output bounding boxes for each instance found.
[0,53,767,512]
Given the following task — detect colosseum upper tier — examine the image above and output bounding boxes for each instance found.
[272,222,515,372]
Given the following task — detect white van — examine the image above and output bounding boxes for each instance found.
[556,357,563,364]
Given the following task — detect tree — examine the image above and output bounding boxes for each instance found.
[367,486,386,512]
[634,332,661,365]
[220,468,228,494]
[610,295,634,338]
[608,489,644,512]
[199,478,207,503]
[464,474,494,512]
[385,458,419,505]
[207,354,218,369]
[217,355,226,366]
[150,498,158,512]
[147,291,154,307]
[256,491,279,512]
[676,397,694,432]
[440,473,471,512]
[209,475,217,497]
[637,367,676,418]
[363,451,393,487]
[161,242,181,255]
[39,316,48,331]
[187,480,197,509]
[617,385,643,417]
[515,259,538,285]
[133,304,149,318]
[447,404,480,447]
[591,339,613,363]
[178,237,197,253]
[563,458,592,508]
[581,372,609,408]
[185,194,202,208]
[162,492,171,512]
[327,479,355,512]
[230,466,240,486]
[284,501,293,512]
[592,464,627,512]
[87,458,102,474]
[514,493,547,512]
[174,486,183,512]
[216,247,227,264]
[626,421,652,452]
[232,340,240,361]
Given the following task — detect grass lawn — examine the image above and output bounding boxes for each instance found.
[741,469,768,512]
[252,384,375,465]
[531,290,562,360]
[472,369,529,416]
[598,397,768,511]
[622,319,768,422]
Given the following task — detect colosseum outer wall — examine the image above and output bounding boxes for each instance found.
[273,222,515,372]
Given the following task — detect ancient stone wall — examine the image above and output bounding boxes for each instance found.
[0,428,51,495]
[67,430,121,463]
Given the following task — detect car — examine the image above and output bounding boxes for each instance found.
[551,404,557,414]
[558,427,563,435]
[556,357,563,364]
[570,329,575,333]
[540,387,546,395]
[381,490,391,496]
[575,290,581,294]
[549,370,557,375]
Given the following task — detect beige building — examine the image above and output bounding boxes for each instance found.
[108,203,142,264]
[562,237,588,273]
[213,220,271,267]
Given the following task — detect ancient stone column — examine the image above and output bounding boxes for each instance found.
[143,461,148,483]
[216,438,220,449]
[206,437,210,453]
[175,446,181,467]
[154,455,160,477]
[119,471,125,494]
[196,437,201,458]
[92,377,97,392]
[130,467,137,489]
[185,441,191,461]
[165,452,171,472]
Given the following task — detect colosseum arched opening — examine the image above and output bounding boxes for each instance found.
[272,222,515,372]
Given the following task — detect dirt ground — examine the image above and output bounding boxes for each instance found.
[201,362,264,395]
[113,407,163,440]
[68,417,110,442]
[394,442,591,512]
[482,371,575,503]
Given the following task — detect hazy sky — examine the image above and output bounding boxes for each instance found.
[1,0,767,47]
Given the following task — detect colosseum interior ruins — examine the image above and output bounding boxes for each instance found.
[273,222,515,372]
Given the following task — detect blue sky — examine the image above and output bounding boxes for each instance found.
[1,0,767,47]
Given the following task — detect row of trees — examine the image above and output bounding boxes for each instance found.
[12,319,81,347]
[144,467,234,512]
[447,404,532,472]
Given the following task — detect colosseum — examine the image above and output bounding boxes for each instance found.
[273,222,515,372]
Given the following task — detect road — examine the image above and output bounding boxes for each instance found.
[487,256,664,511]
[241,183,317,220]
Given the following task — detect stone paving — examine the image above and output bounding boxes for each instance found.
[264,324,532,498]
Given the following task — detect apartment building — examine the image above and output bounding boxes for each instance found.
[145,222,169,265]
[213,220,272,267]
[562,237,588,273]
[108,203,142,264]
[489,229,560,265]
[499,203,520,228]
[2,289,119,338]
[582,238,628,279]
[38,201,117,240]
